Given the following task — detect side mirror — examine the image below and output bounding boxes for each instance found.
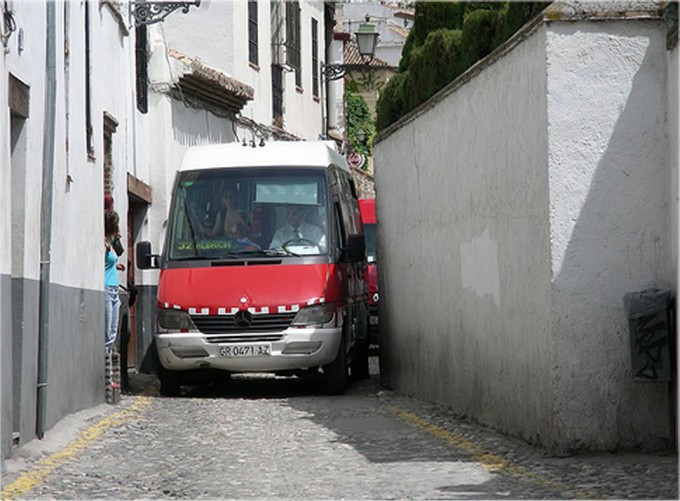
[343,234,366,263]
[136,241,159,269]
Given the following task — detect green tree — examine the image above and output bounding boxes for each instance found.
[400,1,465,71]
[375,72,408,131]
[377,1,551,131]
[346,84,375,160]
[404,28,463,112]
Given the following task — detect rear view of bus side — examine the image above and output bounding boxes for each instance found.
[137,141,370,396]
[358,198,379,349]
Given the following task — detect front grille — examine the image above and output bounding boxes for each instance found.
[205,333,284,344]
[191,313,295,334]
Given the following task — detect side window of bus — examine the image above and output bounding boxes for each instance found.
[338,172,358,236]
[333,201,346,250]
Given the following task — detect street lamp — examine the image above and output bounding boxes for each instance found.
[131,0,201,26]
[355,16,379,59]
[322,16,379,81]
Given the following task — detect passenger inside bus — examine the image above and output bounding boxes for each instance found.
[207,189,247,239]
[269,205,326,251]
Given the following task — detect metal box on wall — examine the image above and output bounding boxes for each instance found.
[623,289,673,382]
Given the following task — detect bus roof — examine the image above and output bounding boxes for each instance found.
[179,141,349,173]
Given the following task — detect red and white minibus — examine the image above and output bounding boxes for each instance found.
[137,141,370,396]
[358,198,379,347]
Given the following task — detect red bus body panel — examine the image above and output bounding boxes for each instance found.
[358,198,376,224]
[358,199,379,344]
[158,264,343,313]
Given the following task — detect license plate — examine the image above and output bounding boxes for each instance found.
[219,344,271,357]
[370,316,379,325]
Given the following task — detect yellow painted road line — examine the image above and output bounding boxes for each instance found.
[388,405,598,500]
[1,396,152,501]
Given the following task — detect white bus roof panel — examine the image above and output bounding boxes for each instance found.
[179,141,349,173]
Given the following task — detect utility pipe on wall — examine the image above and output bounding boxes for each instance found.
[37,0,56,439]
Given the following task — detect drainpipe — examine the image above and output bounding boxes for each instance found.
[37,0,56,439]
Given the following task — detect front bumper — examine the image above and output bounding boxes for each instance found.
[156,326,342,373]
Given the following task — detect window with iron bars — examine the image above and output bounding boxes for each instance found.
[285,1,301,88]
[272,65,283,127]
[311,18,318,98]
[248,0,258,66]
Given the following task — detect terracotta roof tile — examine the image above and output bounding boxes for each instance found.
[343,41,393,68]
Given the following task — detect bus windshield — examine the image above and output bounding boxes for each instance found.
[167,168,329,260]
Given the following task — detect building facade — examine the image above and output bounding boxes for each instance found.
[1,0,136,459]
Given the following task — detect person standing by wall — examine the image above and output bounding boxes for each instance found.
[104,211,125,402]
[104,210,125,350]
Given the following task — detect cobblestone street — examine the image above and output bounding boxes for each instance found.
[2,359,677,500]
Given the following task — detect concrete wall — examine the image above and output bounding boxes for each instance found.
[546,20,671,451]
[374,11,675,452]
[376,23,554,447]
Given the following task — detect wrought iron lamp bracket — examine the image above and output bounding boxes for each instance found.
[1,3,17,49]
[131,0,201,26]
[322,62,373,82]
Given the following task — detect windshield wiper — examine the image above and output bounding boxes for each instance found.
[264,248,301,257]
[236,249,300,257]
[171,255,214,261]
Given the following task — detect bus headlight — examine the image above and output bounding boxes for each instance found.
[292,303,335,328]
[157,309,196,331]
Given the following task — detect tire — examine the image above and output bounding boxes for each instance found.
[351,338,370,380]
[117,316,130,392]
[158,366,181,397]
[324,336,347,395]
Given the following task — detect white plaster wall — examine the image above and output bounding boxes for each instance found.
[2,1,139,453]
[375,15,675,452]
[282,1,325,140]
[326,36,345,135]
[4,2,47,284]
[235,0,325,140]
[375,25,555,446]
[669,43,678,325]
[546,21,672,451]
[162,0,235,73]
[2,2,133,292]
[45,2,136,429]
[0,0,24,462]
[375,45,401,68]
[1,20,9,284]
[1,0,48,459]
[154,0,323,141]
[49,2,133,290]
